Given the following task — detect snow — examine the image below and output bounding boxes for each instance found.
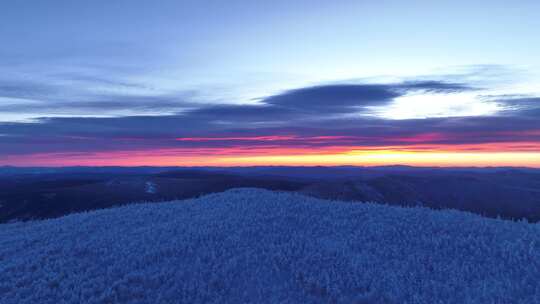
[144,181,157,194]
[0,188,539,303]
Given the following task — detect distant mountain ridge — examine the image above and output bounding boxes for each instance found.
[1,166,540,223]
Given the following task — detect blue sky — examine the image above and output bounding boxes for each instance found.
[0,1,539,166]
[2,0,539,107]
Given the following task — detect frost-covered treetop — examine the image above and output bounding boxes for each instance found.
[1,188,539,304]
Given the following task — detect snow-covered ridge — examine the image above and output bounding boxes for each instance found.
[1,188,539,303]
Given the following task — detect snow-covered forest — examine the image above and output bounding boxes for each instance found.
[1,188,539,303]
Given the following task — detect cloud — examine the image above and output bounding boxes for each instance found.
[398,80,476,93]
[0,75,197,117]
[0,80,59,100]
[1,76,539,159]
[0,62,177,118]
[0,97,193,114]
[1,109,539,156]
[187,104,291,121]
[259,81,476,117]
[0,76,483,121]
[262,84,400,114]
[488,97,540,118]
[49,72,150,90]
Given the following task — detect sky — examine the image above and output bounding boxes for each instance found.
[1,0,539,167]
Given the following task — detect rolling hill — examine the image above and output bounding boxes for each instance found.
[1,189,539,303]
[2,167,540,223]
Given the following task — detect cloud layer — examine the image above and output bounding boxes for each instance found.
[1,72,539,166]
[0,63,540,169]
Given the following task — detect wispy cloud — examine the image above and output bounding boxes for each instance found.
[1,66,539,164]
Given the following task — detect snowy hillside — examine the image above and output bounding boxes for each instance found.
[1,189,539,303]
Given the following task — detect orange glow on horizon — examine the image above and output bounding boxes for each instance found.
[3,142,540,168]
[217,151,540,167]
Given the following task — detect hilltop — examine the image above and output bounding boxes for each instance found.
[1,189,539,303]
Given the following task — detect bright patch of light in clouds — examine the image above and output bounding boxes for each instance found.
[370,92,503,119]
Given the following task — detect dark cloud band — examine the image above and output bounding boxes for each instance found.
[0,79,538,157]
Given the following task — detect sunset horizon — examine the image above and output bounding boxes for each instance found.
[1,1,539,168]
[3,149,540,168]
